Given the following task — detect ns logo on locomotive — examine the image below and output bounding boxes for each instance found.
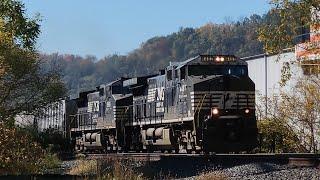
[70,55,258,153]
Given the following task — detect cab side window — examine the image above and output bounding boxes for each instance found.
[180,68,185,80]
[167,70,172,80]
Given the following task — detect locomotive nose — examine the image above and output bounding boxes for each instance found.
[193,75,254,92]
[192,75,257,152]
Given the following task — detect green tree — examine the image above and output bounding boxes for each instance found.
[0,0,66,121]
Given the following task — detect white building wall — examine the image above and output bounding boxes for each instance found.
[245,51,298,99]
[243,51,306,117]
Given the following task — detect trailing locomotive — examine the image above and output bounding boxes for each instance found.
[70,55,257,153]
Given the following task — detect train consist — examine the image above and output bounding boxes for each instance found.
[64,54,258,153]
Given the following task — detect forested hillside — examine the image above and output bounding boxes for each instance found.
[42,14,270,97]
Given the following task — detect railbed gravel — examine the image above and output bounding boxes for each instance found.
[60,160,320,179]
[193,163,320,180]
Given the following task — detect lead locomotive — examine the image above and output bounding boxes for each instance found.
[71,55,257,153]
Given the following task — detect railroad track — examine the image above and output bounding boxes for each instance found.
[75,153,320,179]
[84,153,320,167]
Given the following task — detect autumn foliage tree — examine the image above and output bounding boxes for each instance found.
[278,76,320,152]
[42,15,267,96]
[257,75,320,153]
[0,0,64,174]
[259,0,319,54]
[0,123,60,175]
[0,0,66,122]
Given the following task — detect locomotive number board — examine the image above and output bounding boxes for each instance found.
[201,55,237,62]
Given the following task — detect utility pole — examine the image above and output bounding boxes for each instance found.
[264,53,268,118]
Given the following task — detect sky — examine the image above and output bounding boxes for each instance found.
[22,0,271,59]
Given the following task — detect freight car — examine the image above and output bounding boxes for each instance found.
[70,55,258,153]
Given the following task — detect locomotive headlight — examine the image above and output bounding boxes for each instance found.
[220,57,225,62]
[245,109,250,114]
[212,108,219,115]
[215,57,220,62]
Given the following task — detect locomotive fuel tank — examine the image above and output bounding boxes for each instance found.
[146,128,156,137]
[142,127,172,147]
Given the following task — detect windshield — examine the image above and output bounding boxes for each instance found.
[188,65,248,77]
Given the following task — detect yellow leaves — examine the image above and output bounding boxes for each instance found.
[258,74,320,153]
[0,19,13,48]
[259,0,318,54]
[275,76,320,152]
[0,123,50,175]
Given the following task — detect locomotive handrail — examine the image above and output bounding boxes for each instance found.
[194,94,207,136]
[197,94,207,126]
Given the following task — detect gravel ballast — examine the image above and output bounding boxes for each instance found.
[201,163,320,180]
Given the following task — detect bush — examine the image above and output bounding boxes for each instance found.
[37,128,72,153]
[258,118,305,153]
[0,123,60,175]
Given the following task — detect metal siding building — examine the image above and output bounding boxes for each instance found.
[243,51,297,98]
[35,98,77,138]
[241,51,303,115]
[36,99,67,132]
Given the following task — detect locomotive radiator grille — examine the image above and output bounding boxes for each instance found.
[190,91,255,110]
[113,106,132,120]
[147,88,157,102]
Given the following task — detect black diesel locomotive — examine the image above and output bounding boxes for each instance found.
[70,55,257,153]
